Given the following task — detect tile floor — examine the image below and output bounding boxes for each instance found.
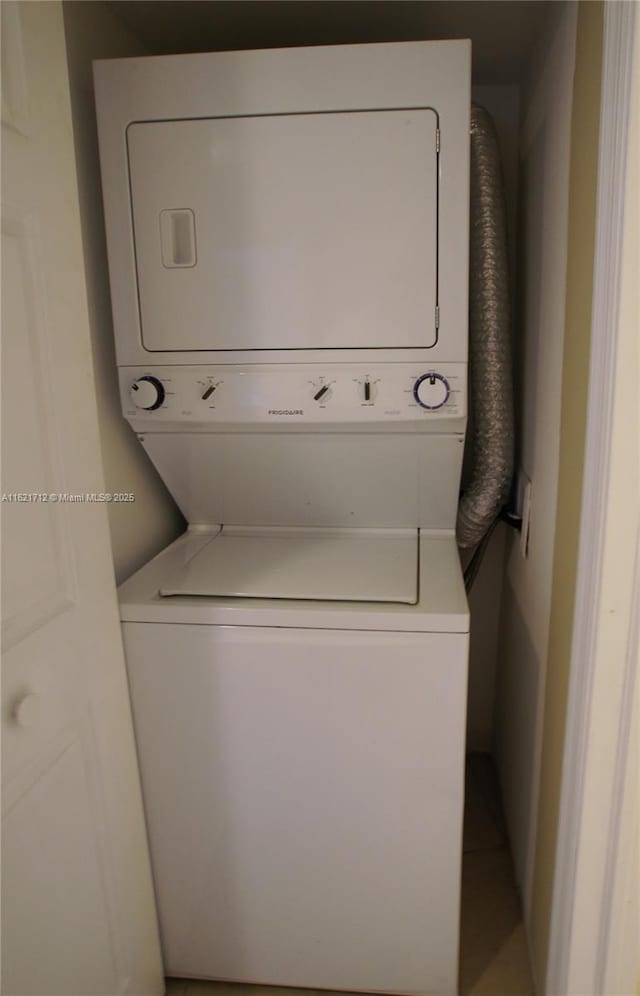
[165,754,534,996]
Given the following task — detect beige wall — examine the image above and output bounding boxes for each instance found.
[493,0,605,986]
[494,2,578,926]
[63,1,184,583]
[599,22,639,989]
[529,1,604,983]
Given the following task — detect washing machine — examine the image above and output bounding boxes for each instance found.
[94,40,471,995]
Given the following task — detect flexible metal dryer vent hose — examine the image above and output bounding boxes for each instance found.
[456,105,514,549]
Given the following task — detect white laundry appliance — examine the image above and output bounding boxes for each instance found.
[95,40,471,995]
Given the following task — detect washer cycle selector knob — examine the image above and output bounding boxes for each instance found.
[413,372,450,410]
[130,375,165,411]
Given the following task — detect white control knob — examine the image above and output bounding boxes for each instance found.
[130,375,165,411]
[413,372,450,410]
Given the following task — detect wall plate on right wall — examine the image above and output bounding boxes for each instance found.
[518,473,533,558]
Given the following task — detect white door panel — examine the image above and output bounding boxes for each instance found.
[2,736,120,996]
[1,209,76,648]
[128,110,438,351]
[1,5,163,994]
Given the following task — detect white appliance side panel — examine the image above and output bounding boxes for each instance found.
[127,111,437,352]
[139,432,464,529]
[124,623,469,994]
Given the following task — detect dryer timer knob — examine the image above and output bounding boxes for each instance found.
[130,375,165,411]
[413,373,450,410]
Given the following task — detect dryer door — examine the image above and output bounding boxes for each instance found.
[126,109,438,352]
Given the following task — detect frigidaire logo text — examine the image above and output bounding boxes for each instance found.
[268,409,304,416]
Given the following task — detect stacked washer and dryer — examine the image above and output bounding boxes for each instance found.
[95,40,471,996]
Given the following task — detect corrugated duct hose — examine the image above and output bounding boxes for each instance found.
[458,105,515,589]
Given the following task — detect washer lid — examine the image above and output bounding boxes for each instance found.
[159,526,419,604]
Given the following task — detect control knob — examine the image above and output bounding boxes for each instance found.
[312,382,332,402]
[130,375,165,411]
[413,372,450,410]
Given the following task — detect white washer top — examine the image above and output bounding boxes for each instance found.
[119,527,469,633]
[160,526,418,604]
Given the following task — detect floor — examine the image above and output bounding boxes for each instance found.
[165,754,534,996]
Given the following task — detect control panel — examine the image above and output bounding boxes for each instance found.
[121,364,466,425]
